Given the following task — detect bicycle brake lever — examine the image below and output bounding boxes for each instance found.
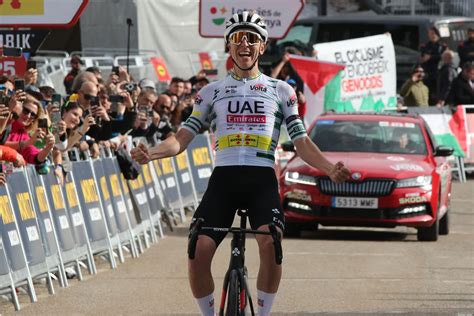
[268,223,283,265]
[187,218,204,260]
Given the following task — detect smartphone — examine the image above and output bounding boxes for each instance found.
[14,79,25,91]
[38,118,49,129]
[2,47,22,57]
[90,96,99,108]
[27,60,37,70]
[203,69,218,76]
[109,95,124,103]
[0,94,9,107]
[112,66,120,75]
[52,94,62,106]
[50,110,61,125]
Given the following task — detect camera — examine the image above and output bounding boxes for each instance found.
[109,95,124,103]
[123,82,138,94]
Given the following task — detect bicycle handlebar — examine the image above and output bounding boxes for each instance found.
[187,218,283,265]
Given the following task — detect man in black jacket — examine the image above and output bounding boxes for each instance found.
[447,62,474,107]
[457,28,474,68]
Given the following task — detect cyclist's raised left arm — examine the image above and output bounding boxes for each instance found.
[277,80,350,183]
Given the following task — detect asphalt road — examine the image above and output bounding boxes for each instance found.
[1,181,473,315]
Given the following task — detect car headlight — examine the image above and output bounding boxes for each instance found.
[284,172,317,186]
[396,176,432,188]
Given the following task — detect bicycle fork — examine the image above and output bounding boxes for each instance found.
[219,231,254,316]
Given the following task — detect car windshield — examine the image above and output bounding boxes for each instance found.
[310,119,427,155]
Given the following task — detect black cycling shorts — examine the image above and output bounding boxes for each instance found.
[190,166,285,247]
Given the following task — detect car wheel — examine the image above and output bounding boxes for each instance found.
[439,210,449,235]
[284,222,301,238]
[417,218,439,241]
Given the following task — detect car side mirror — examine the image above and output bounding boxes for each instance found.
[434,146,454,157]
[281,141,295,152]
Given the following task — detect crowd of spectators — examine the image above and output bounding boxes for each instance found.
[0,54,211,185]
[400,27,474,108]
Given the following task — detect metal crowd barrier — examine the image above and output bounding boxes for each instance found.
[0,133,214,311]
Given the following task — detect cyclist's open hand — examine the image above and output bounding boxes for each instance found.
[131,143,150,164]
[329,161,351,183]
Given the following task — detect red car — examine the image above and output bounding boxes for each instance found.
[280,112,454,241]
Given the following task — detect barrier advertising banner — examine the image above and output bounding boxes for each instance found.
[313,34,397,112]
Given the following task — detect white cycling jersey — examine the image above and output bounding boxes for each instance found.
[182,72,307,168]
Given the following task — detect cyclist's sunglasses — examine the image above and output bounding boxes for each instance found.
[228,31,262,46]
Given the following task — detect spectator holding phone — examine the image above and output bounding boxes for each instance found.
[399,64,429,107]
[4,95,55,165]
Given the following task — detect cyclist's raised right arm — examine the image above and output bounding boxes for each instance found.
[149,128,195,159]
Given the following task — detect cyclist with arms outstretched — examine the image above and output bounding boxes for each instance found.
[131,11,351,316]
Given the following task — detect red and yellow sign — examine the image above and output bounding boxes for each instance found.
[198,52,214,70]
[0,0,44,16]
[150,57,171,82]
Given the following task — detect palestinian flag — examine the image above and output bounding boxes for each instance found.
[289,55,345,126]
[408,107,467,157]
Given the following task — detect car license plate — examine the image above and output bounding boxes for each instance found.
[331,197,378,209]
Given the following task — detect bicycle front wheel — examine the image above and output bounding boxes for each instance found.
[226,270,240,316]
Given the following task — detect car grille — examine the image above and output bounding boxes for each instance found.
[318,178,396,197]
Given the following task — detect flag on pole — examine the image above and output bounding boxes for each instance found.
[150,57,171,82]
[198,52,214,70]
[289,54,345,126]
[408,107,467,157]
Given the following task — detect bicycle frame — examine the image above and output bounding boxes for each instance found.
[188,209,282,316]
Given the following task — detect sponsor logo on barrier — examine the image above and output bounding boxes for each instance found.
[72,212,83,227]
[17,192,36,221]
[143,164,153,184]
[120,174,130,193]
[65,182,79,208]
[161,158,174,174]
[107,205,114,218]
[198,167,212,179]
[26,226,39,241]
[35,186,49,212]
[182,172,190,183]
[176,153,188,170]
[44,218,53,233]
[89,207,102,221]
[8,230,20,246]
[81,179,99,203]
[59,215,69,230]
[148,187,155,199]
[110,174,121,197]
[166,177,176,188]
[52,185,66,209]
[100,177,111,201]
[117,201,126,214]
[192,147,211,166]
[0,195,14,224]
